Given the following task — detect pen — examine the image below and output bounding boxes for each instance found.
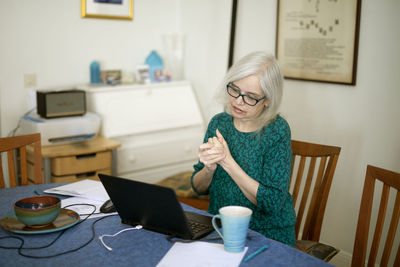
[243,244,268,262]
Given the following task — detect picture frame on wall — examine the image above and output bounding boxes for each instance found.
[276,0,362,85]
[81,0,133,20]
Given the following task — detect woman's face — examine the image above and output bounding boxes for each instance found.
[228,75,268,120]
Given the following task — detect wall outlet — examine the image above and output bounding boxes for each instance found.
[24,73,37,88]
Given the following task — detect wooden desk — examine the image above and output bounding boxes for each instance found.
[28,137,120,183]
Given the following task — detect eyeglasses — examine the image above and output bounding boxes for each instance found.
[226,83,266,106]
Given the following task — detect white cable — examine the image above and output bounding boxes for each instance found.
[99,225,143,251]
[8,108,36,136]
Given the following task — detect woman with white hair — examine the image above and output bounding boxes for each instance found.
[191,51,296,246]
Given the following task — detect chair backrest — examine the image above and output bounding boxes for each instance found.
[0,133,43,188]
[351,165,400,267]
[290,140,341,242]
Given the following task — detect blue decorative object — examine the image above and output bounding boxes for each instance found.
[90,61,101,84]
[145,50,163,82]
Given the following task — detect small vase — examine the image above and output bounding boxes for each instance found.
[90,61,100,84]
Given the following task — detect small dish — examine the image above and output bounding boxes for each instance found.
[0,208,80,234]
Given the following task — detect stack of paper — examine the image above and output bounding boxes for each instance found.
[44,179,112,217]
[44,179,109,201]
[157,241,247,267]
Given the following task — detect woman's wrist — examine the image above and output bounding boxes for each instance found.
[204,164,216,175]
[193,166,215,194]
[219,155,236,172]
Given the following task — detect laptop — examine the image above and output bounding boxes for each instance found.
[98,173,214,240]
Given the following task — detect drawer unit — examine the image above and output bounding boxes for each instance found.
[115,126,203,175]
[80,81,205,184]
[28,159,108,183]
[120,161,197,184]
[80,81,203,138]
[51,168,111,183]
[27,136,121,184]
[51,151,111,176]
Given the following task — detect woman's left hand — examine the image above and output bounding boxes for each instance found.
[215,129,234,167]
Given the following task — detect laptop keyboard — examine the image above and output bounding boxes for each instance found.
[188,220,210,233]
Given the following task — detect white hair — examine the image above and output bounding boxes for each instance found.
[217,51,284,130]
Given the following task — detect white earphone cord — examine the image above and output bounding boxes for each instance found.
[99,225,143,251]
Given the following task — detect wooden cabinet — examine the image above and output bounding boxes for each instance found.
[79,81,205,184]
[50,151,111,183]
[28,137,120,183]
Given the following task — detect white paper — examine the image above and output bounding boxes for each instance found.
[61,196,117,219]
[157,241,247,267]
[44,179,109,202]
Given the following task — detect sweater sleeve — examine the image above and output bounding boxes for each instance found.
[256,119,293,216]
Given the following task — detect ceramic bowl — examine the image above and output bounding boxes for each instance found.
[14,196,61,227]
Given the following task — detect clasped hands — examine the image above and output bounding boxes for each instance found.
[198,129,232,171]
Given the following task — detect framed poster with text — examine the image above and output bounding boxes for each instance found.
[276,0,362,85]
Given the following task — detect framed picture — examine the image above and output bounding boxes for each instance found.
[81,0,133,20]
[135,65,151,84]
[276,0,362,85]
[101,70,122,85]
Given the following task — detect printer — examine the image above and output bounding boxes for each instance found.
[18,112,101,146]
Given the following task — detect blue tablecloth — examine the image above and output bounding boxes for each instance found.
[0,184,331,266]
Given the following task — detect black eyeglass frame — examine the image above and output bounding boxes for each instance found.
[226,83,266,106]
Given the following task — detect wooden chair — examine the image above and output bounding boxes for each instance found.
[290,140,341,262]
[0,133,43,188]
[156,139,341,259]
[351,165,400,267]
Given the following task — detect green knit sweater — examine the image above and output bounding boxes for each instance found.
[191,112,296,246]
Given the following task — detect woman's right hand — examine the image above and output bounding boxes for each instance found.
[192,136,225,194]
[198,137,225,171]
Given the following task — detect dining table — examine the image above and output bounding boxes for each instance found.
[0,183,332,266]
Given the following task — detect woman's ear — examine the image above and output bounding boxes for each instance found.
[264,100,269,108]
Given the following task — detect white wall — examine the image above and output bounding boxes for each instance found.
[0,0,232,137]
[0,0,230,137]
[180,0,231,121]
[0,0,208,136]
[1,0,400,265]
[234,1,400,265]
